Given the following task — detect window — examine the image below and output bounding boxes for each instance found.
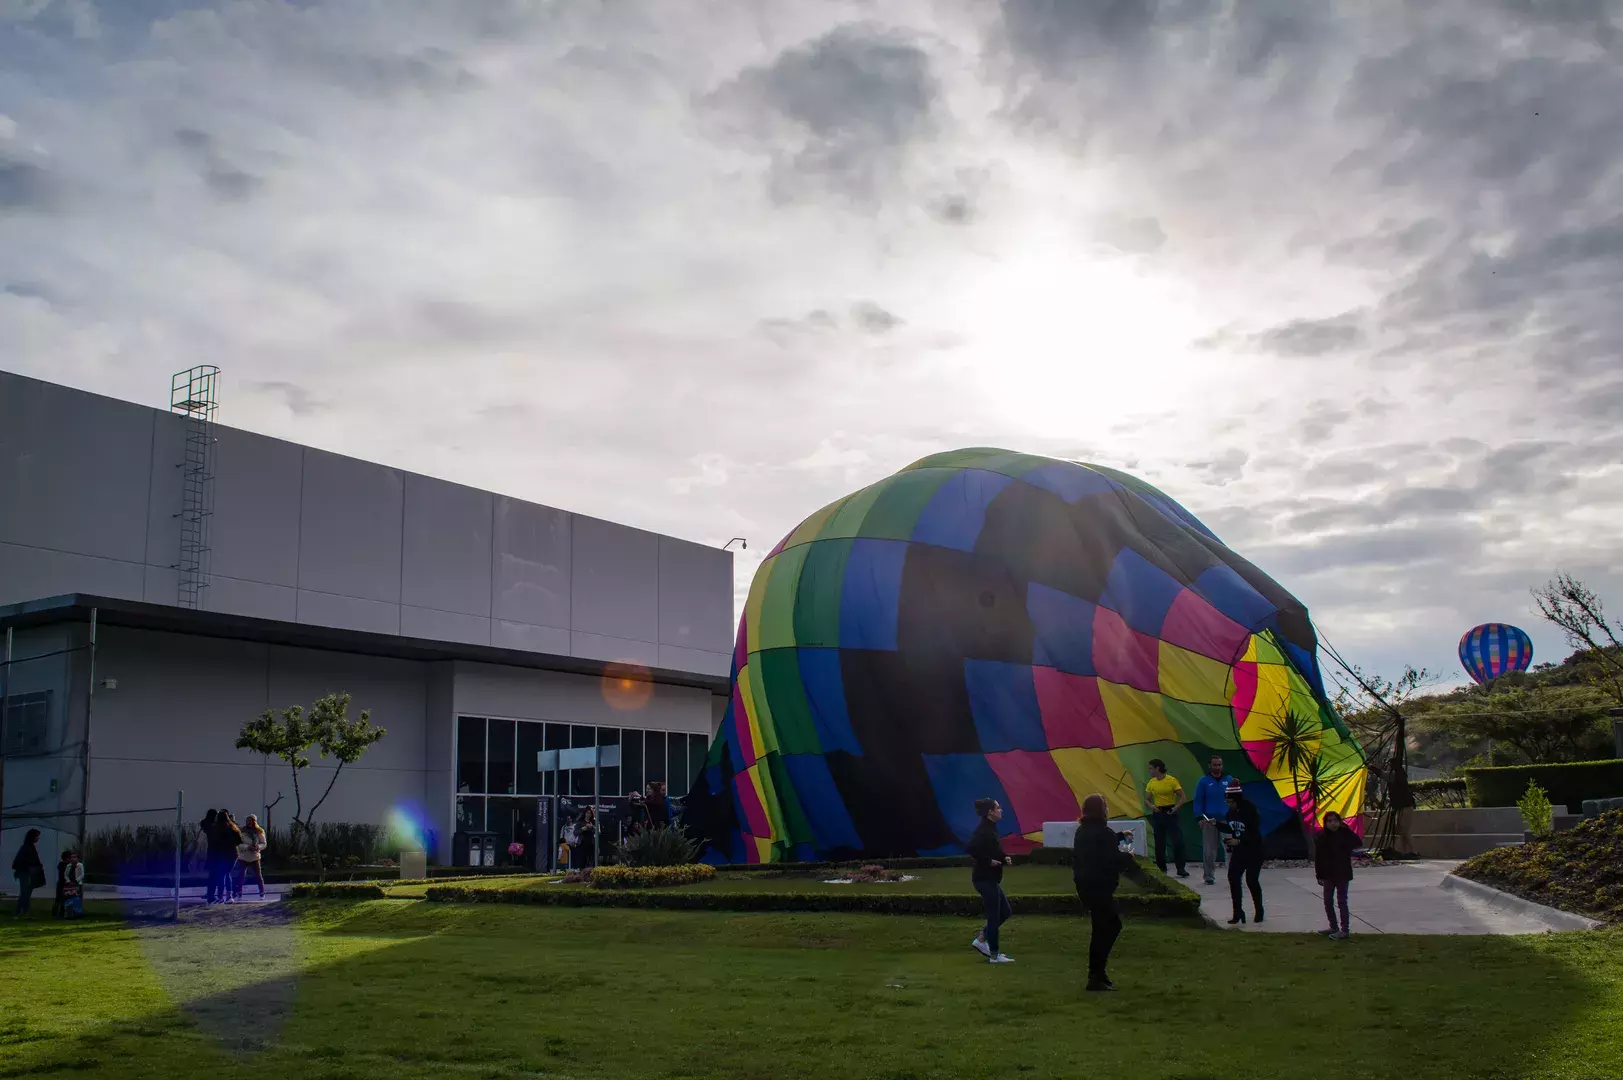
[488,719,516,795]
[598,728,621,801]
[667,735,686,796]
[621,728,643,795]
[516,722,544,795]
[455,795,485,832]
[689,733,708,787]
[646,731,667,788]
[2,693,49,756]
[456,717,486,793]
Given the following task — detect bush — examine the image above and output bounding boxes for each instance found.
[589,864,715,889]
[81,825,201,877]
[1412,778,1469,809]
[424,884,1199,918]
[1454,809,1623,924]
[1518,780,1555,837]
[615,826,699,867]
[1461,759,1623,811]
[287,882,386,900]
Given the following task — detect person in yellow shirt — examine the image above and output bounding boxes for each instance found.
[1142,759,1190,878]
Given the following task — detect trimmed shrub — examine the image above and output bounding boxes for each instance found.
[1461,759,1623,811]
[424,884,1200,918]
[288,882,386,900]
[615,826,699,867]
[589,864,715,889]
[1454,809,1623,924]
[1412,778,1468,809]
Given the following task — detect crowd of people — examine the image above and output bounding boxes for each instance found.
[966,753,1366,990]
[555,781,672,870]
[8,829,85,920]
[197,808,266,903]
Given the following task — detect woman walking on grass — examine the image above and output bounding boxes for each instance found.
[1072,794,1147,992]
[967,798,1015,964]
[11,829,45,918]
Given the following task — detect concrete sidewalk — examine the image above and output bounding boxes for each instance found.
[1184,859,1575,935]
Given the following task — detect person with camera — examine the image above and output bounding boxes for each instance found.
[1222,781,1265,925]
[1142,759,1190,878]
[1072,793,1147,992]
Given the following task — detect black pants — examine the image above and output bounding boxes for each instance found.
[1150,810,1186,873]
[1075,882,1121,978]
[1228,849,1263,916]
[975,881,1012,955]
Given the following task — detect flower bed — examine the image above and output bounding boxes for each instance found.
[1453,809,1623,924]
[587,864,716,889]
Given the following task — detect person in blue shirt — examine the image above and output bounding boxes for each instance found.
[1193,755,1233,885]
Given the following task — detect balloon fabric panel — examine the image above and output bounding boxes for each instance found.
[687,448,1369,863]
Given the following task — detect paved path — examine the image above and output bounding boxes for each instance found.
[1183,859,1567,935]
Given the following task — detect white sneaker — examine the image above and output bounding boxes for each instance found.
[1330,930,1350,940]
[971,936,992,958]
[989,954,1015,964]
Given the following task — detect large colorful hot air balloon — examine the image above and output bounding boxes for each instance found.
[685,448,1367,864]
[1458,623,1534,685]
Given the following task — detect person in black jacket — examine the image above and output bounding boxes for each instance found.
[967,798,1014,963]
[1222,782,1264,925]
[1315,811,1360,939]
[12,829,46,918]
[199,810,219,903]
[1073,793,1146,992]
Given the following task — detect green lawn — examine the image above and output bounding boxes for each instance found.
[2,900,1620,1079]
[386,864,1148,899]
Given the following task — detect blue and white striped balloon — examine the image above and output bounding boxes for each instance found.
[1458,623,1534,685]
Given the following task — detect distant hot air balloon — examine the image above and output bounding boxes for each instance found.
[1458,623,1534,685]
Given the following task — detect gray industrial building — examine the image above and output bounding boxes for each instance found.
[0,369,735,871]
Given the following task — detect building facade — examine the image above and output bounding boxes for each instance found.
[0,370,733,869]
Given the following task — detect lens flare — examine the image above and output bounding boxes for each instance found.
[601,661,654,711]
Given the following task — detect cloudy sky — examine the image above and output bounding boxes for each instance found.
[4,0,1621,688]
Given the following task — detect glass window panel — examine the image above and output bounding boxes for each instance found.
[456,716,486,793]
[516,722,543,795]
[455,795,485,832]
[486,798,534,868]
[571,767,595,797]
[571,724,596,748]
[621,729,643,796]
[544,723,570,750]
[646,730,667,788]
[488,718,516,795]
[689,734,708,786]
[667,735,686,796]
[599,767,620,798]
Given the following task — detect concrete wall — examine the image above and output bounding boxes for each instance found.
[3,623,726,869]
[0,370,733,677]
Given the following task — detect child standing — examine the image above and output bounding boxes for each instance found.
[58,851,84,919]
[1315,811,1359,939]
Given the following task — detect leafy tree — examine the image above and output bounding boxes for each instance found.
[1414,684,1613,765]
[1533,573,1623,707]
[235,692,386,879]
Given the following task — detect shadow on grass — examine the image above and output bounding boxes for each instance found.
[4,902,1620,1080]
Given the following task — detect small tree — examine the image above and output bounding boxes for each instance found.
[236,692,386,879]
[1533,573,1623,707]
[1517,779,1554,839]
[1266,708,1325,856]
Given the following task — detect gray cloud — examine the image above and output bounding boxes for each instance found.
[0,158,61,211]
[850,300,903,334]
[710,22,941,201]
[250,380,326,417]
[1248,312,1367,357]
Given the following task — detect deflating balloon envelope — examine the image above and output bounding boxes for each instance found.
[684,448,1368,864]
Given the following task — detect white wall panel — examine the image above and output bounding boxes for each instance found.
[265,646,427,774]
[210,427,304,586]
[451,661,713,732]
[490,619,571,655]
[295,589,401,635]
[143,410,185,575]
[570,630,660,668]
[491,497,571,629]
[204,574,299,623]
[401,604,489,647]
[0,541,146,607]
[658,644,732,679]
[296,449,404,603]
[0,371,153,563]
[570,516,658,640]
[658,536,733,652]
[402,475,492,617]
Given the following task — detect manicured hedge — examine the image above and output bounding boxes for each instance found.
[715,849,1075,873]
[1461,759,1623,811]
[423,884,1200,918]
[288,882,387,900]
[588,864,716,889]
[1411,778,1469,809]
